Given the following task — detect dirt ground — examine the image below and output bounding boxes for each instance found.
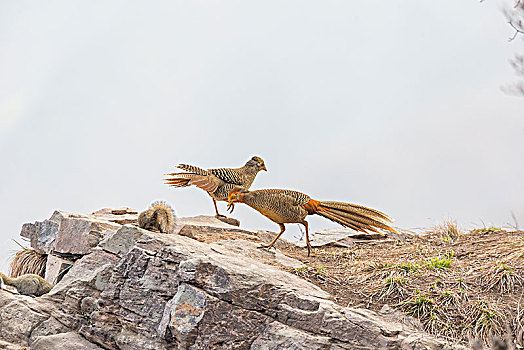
[183,223,524,347]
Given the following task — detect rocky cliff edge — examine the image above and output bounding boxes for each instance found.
[0,208,465,350]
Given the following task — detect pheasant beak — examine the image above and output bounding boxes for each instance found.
[262,165,267,171]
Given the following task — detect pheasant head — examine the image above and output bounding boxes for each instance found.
[228,186,249,204]
[245,156,267,172]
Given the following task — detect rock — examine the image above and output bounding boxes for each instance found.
[44,254,73,284]
[20,210,127,256]
[215,215,241,226]
[0,339,23,350]
[209,239,303,269]
[296,228,385,248]
[0,209,465,350]
[92,207,138,215]
[20,211,120,255]
[250,321,335,349]
[54,218,120,255]
[91,207,138,225]
[29,317,70,345]
[255,230,295,249]
[100,225,156,256]
[0,294,48,345]
[158,283,206,346]
[31,332,103,350]
[20,219,60,254]
[295,227,419,249]
[177,215,255,236]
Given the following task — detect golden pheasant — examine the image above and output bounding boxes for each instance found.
[164,156,267,217]
[227,187,396,256]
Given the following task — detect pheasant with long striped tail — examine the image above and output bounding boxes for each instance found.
[164,156,267,217]
[227,187,396,256]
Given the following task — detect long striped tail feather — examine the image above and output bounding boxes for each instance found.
[320,201,393,223]
[328,207,394,232]
[164,174,192,188]
[319,209,382,233]
[176,164,209,176]
[317,210,371,233]
[164,173,218,192]
[164,164,212,188]
[316,201,397,235]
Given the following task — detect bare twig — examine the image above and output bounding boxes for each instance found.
[510,211,520,231]
[508,21,524,41]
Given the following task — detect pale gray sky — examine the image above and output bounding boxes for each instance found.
[1,1,523,271]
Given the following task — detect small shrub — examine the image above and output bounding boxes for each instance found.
[403,291,435,320]
[426,257,452,270]
[396,262,420,273]
[374,273,408,301]
[471,226,501,234]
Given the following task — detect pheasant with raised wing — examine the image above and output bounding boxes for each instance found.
[165,156,267,217]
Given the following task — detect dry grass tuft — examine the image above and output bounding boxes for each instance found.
[401,290,435,321]
[373,273,408,301]
[481,263,524,294]
[9,248,47,278]
[511,301,524,346]
[466,300,504,345]
[279,224,524,347]
[431,219,463,242]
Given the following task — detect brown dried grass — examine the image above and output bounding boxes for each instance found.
[280,225,524,348]
[9,248,47,278]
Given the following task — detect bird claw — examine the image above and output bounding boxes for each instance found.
[257,244,275,252]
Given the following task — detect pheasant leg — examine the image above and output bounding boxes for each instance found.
[258,224,286,251]
[301,220,312,257]
[213,199,226,218]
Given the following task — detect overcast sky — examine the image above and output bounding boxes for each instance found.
[1,1,523,271]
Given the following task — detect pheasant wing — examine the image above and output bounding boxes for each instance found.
[187,174,222,193]
[208,168,243,185]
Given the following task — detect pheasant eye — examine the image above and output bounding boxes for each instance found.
[257,162,262,166]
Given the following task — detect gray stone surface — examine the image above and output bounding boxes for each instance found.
[54,218,120,255]
[0,339,24,350]
[1,209,466,350]
[250,321,335,350]
[29,317,70,345]
[20,209,135,256]
[177,215,257,236]
[31,332,103,350]
[44,254,72,284]
[255,229,295,249]
[0,294,48,345]
[295,228,384,248]
[210,239,303,268]
[158,283,207,346]
[20,219,60,254]
[296,227,417,248]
